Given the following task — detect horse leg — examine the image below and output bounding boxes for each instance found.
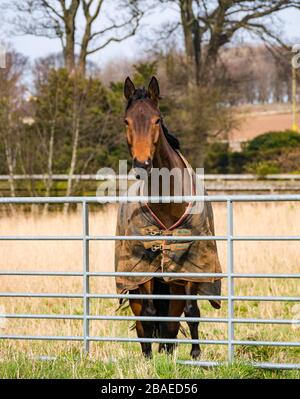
[159,283,186,355]
[129,295,149,357]
[184,282,201,359]
[139,280,156,358]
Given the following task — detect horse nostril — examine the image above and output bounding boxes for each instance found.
[143,159,152,170]
[133,158,152,171]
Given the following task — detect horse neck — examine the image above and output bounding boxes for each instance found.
[153,131,185,185]
[147,129,191,228]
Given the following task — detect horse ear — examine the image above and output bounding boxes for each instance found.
[148,76,160,105]
[124,76,135,100]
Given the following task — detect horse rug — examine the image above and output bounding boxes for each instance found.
[115,184,222,309]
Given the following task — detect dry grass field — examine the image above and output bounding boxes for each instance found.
[0,202,299,378]
[230,103,300,141]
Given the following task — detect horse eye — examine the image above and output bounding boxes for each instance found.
[155,118,160,125]
[124,119,129,126]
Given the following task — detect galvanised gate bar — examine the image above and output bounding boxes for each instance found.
[0,194,299,370]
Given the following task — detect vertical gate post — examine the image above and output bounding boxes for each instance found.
[227,199,234,364]
[82,201,90,353]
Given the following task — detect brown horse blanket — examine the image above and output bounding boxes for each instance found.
[115,178,222,309]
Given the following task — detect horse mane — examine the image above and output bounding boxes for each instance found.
[126,88,181,151]
[161,123,180,151]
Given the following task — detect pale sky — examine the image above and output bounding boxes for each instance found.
[2,3,300,68]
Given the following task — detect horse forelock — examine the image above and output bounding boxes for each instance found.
[126,87,149,110]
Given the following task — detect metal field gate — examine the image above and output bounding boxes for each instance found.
[0,194,299,370]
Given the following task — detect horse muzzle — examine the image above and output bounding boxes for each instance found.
[133,158,153,178]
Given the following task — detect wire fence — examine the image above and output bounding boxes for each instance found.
[0,194,299,370]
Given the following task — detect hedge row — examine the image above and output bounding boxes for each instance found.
[204,130,300,175]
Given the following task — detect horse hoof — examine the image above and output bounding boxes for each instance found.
[158,343,175,355]
[143,351,153,359]
[158,343,167,353]
[191,348,201,359]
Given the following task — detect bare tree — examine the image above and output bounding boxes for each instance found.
[8,0,145,74]
[33,62,60,211]
[157,0,300,85]
[0,50,27,199]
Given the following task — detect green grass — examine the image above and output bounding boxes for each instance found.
[0,348,299,379]
[0,206,299,379]
[0,341,300,379]
[0,291,299,379]
[0,293,299,379]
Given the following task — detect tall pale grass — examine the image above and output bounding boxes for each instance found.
[0,202,299,363]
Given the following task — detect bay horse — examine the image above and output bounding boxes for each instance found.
[116,76,221,359]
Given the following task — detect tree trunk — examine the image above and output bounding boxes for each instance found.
[78,22,91,76]
[193,19,201,85]
[64,34,76,73]
[4,139,16,198]
[3,111,18,212]
[62,0,80,74]
[3,111,16,198]
[43,125,55,214]
[179,0,195,86]
[64,116,80,213]
[179,0,202,86]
